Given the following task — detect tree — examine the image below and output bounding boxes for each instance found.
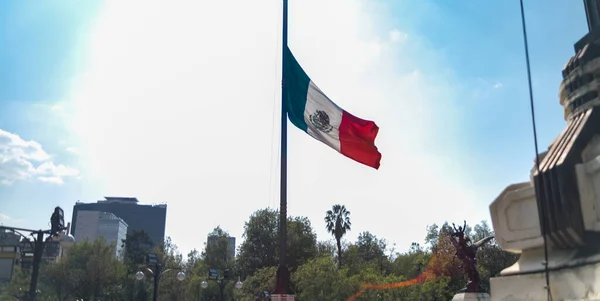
[471,221,519,291]
[121,230,154,300]
[426,223,465,298]
[122,230,154,273]
[234,266,277,301]
[200,227,236,301]
[392,242,429,279]
[154,236,185,301]
[0,215,520,300]
[64,237,126,300]
[316,240,336,258]
[293,257,354,301]
[185,249,201,273]
[286,217,317,272]
[42,260,73,300]
[203,226,234,271]
[0,266,31,300]
[237,209,278,277]
[236,209,317,277]
[324,204,351,268]
[356,231,388,272]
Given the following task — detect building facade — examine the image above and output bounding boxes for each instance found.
[98,212,128,257]
[207,235,236,260]
[0,230,20,283]
[71,197,166,249]
[73,211,128,257]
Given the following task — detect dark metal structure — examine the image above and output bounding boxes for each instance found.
[449,221,494,293]
[0,207,66,301]
[275,0,291,295]
[137,253,183,301]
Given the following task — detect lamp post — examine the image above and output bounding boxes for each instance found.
[200,269,243,301]
[135,253,185,301]
[416,261,423,301]
[0,206,73,301]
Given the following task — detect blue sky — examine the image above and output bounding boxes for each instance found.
[0,1,102,225]
[0,0,589,255]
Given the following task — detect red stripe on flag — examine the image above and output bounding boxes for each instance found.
[339,111,382,169]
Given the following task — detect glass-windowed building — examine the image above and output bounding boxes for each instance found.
[71,197,166,249]
[98,212,128,257]
[73,211,128,258]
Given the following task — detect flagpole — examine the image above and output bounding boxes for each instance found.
[274,0,290,295]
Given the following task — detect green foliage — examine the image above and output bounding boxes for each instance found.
[122,230,154,271]
[203,226,233,270]
[62,237,126,300]
[0,208,518,301]
[120,230,154,300]
[155,236,186,301]
[294,256,354,301]
[325,204,352,268]
[236,209,279,277]
[234,266,277,301]
[0,266,30,300]
[236,209,317,278]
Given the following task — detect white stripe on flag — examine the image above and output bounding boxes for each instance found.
[303,81,343,152]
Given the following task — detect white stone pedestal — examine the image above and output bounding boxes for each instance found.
[488,138,600,301]
[452,292,491,301]
[490,260,600,300]
[271,294,295,301]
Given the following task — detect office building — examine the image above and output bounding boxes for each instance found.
[0,230,20,283]
[71,197,166,249]
[73,211,128,257]
[207,235,236,260]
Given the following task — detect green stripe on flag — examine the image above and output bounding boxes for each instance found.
[284,47,310,132]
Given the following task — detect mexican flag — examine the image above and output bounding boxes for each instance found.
[284,47,382,169]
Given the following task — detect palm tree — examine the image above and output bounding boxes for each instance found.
[325,204,351,268]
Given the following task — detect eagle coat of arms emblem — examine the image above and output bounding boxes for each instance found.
[309,110,334,133]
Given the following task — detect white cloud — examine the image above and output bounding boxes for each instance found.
[494,82,503,89]
[0,129,79,185]
[0,130,50,161]
[389,29,408,43]
[51,104,64,112]
[0,213,24,226]
[64,0,485,255]
[66,147,80,155]
[0,213,11,223]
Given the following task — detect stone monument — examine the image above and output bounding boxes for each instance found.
[449,221,494,301]
[489,1,600,300]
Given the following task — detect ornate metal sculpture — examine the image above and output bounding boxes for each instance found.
[450,221,494,293]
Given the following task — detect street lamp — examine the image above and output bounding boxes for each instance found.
[135,269,185,282]
[416,261,423,301]
[0,206,69,301]
[136,253,185,301]
[135,271,145,281]
[59,234,75,249]
[200,269,243,301]
[176,271,186,281]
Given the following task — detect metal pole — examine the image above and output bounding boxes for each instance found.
[518,1,551,300]
[153,263,160,301]
[219,279,225,301]
[275,0,290,295]
[28,231,44,301]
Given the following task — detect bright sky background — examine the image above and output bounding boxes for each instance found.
[0,0,588,256]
